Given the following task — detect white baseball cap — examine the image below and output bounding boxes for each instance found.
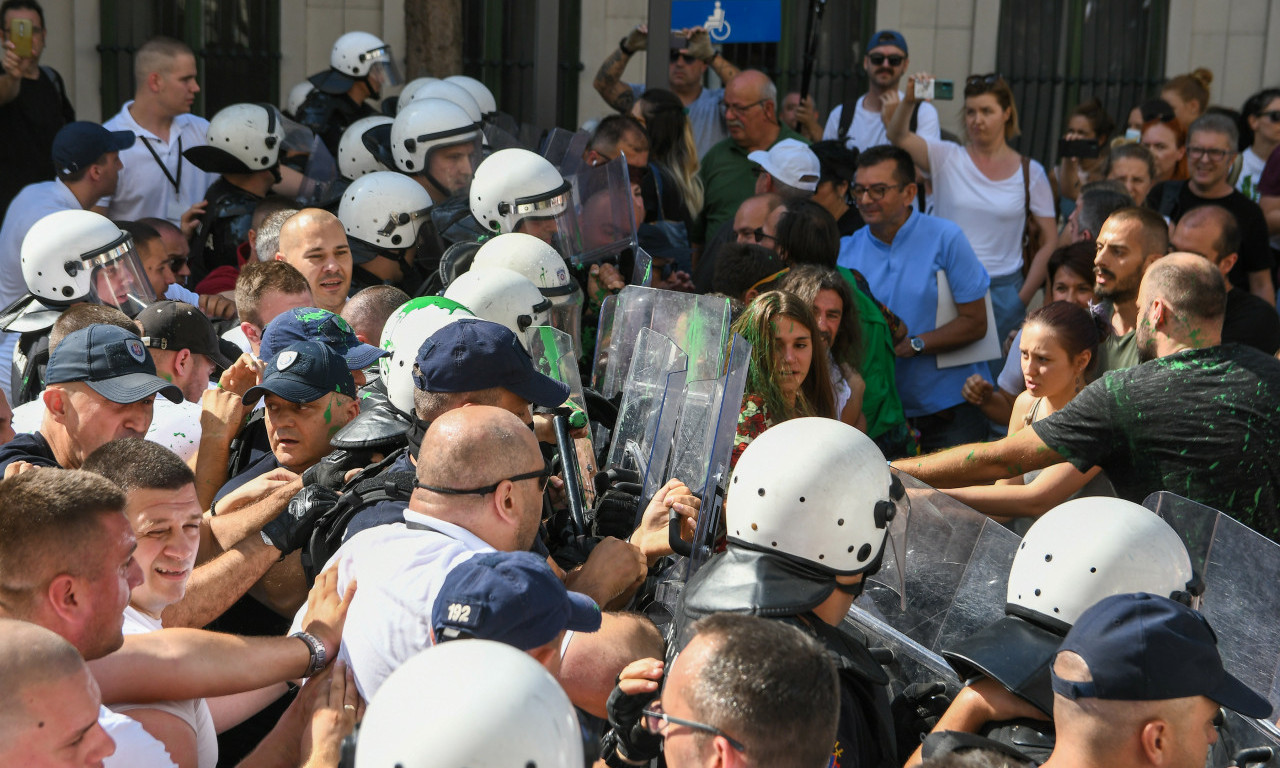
[748,138,820,192]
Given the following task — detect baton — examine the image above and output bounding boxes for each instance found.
[553,407,589,537]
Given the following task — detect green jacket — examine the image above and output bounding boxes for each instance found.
[692,123,809,244]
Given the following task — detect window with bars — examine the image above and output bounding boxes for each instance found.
[98,0,280,120]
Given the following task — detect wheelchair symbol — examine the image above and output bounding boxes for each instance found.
[704,1,732,41]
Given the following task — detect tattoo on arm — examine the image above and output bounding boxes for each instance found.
[594,48,637,113]
[710,54,741,83]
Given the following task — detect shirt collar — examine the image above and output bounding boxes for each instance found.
[401,511,495,552]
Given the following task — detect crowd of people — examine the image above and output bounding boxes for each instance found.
[2,1,1280,766]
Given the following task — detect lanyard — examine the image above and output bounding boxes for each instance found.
[140,135,183,194]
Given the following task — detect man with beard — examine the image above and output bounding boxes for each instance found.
[1092,207,1170,372]
[895,253,1280,542]
[823,30,940,155]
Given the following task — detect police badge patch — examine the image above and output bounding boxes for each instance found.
[277,350,299,370]
[126,339,146,363]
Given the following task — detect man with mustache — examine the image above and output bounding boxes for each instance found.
[1092,207,1170,373]
[823,30,940,157]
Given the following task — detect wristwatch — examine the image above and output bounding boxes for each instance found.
[618,35,635,55]
[909,336,926,355]
[292,631,328,678]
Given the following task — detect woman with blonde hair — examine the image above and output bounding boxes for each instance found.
[1161,68,1213,130]
[632,88,704,218]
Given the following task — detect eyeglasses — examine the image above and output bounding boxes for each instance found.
[721,99,766,115]
[414,457,553,496]
[850,183,907,202]
[737,227,775,244]
[868,53,905,67]
[167,257,188,273]
[1259,110,1280,124]
[642,702,747,752]
[1187,145,1231,162]
[669,51,698,64]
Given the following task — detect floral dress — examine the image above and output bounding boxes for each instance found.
[732,393,776,469]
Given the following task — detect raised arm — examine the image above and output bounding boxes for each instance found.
[883,73,932,174]
[593,25,647,113]
[684,28,740,83]
[891,423,1063,488]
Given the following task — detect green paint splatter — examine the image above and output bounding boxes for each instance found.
[324,395,334,424]
[299,310,330,322]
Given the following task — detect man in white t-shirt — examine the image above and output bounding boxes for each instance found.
[823,30,940,154]
[95,37,218,229]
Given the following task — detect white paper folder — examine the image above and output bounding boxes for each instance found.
[934,271,1000,368]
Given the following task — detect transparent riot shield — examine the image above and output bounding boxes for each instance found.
[529,325,596,512]
[1145,492,1280,713]
[296,134,342,207]
[665,334,751,571]
[606,328,688,508]
[591,286,733,400]
[631,247,654,287]
[540,127,590,176]
[560,154,639,267]
[856,475,1020,653]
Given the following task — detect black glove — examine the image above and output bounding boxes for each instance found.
[605,681,664,764]
[302,449,367,491]
[591,486,642,540]
[892,682,951,759]
[261,485,342,555]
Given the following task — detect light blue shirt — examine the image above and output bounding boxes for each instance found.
[837,210,991,417]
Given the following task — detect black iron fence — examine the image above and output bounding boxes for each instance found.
[998,0,1169,166]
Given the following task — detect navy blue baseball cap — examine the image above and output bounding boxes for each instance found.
[260,307,387,370]
[243,340,356,405]
[52,121,136,176]
[413,318,568,408]
[1052,593,1272,718]
[45,325,183,404]
[432,551,601,650]
[866,30,908,56]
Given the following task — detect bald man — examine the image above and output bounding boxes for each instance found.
[1171,204,1280,354]
[275,208,353,314]
[0,619,115,767]
[896,253,1280,541]
[694,70,809,247]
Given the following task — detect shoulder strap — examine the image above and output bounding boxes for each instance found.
[40,65,65,103]
[908,101,921,133]
[1021,156,1031,216]
[301,467,417,582]
[838,94,856,146]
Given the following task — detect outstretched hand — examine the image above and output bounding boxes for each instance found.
[300,563,357,664]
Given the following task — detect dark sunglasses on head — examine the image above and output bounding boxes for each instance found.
[669,51,698,64]
[964,73,1003,95]
[868,53,905,67]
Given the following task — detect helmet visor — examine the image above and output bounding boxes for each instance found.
[365,49,404,90]
[548,285,585,359]
[85,235,155,317]
[424,135,483,198]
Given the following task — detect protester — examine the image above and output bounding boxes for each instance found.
[729,291,835,467]
[1237,87,1280,201]
[99,37,218,229]
[593,25,741,159]
[1105,142,1157,205]
[226,260,313,356]
[1141,115,1187,183]
[824,29,941,155]
[632,87,705,221]
[1161,68,1213,131]
[897,253,1280,541]
[777,265,867,429]
[1092,207,1170,373]
[782,90,824,143]
[809,139,864,236]
[710,242,785,305]
[341,285,410,345]
[1053,99,1114,208]
[0,0,76,219]
[944,301,1114,520]
[888,73,1055,340]
[274,208,353,314]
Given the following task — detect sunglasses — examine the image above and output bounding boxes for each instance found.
[414,456,554,496]
[964,73,1003,95]
[737,227,776,244]
[1258,110,1280,124]
[670,51,698,64]
[868,53,905,67]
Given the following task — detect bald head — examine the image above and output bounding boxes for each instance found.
[725,70,780,151]
[0,619,89,736]
[276,209,353,314]
[1172,205,1240,270]
[1141,252,1227,324]
[415,405,540,492]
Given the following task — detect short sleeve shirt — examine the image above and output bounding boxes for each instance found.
[822,94,941,151]
[98,102,219,225]
[1145,181,1274,291]
[926,141,1054,277]
[0,430,59,474]
[1032,344,1280,540]
[837,211,991,417]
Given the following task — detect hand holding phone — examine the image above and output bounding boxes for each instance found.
[9,18,33,59]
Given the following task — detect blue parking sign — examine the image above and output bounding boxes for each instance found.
[671,0,782,44]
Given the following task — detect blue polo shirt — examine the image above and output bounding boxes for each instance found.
[837,210,990,418]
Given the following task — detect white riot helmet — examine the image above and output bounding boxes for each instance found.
[445,75,497,116]
[396,77,441,107]
[355,641,583,768]
[338,116,393,180]
[471,233,583,351]
[285,81,315,117]
[444,267,552,347]
[403,80,483,124]
[388,98,481,196]
[727,417,905,575]
[1007,497,1199,631]
[315,31,402,96]
[339,171,434,266]
[470,148,572,235]
[184,103,284,175]
[20,209,156,316]
[378,296,474,415]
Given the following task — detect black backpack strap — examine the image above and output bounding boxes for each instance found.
[838,95,856,147]
[909,102,926,211]
[301,465,416,583]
